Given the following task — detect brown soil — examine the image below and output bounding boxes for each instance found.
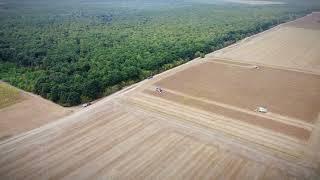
[0,90,73,140]
[284,12,320,30]
[144,89,311,141]
[209,13,320,74]
[155,61,320,123]
[0,100,309,180]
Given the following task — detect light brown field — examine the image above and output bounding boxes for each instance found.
[209,13,320,74]
[144,89,311,141]
[0,97,316,179]
[154,61,320,123]
[284,12,320,30]
[0,83,73,141]
[0,13,320,180]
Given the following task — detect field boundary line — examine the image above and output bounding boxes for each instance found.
[206,57,320,76]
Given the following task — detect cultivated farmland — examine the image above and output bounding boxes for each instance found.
[154,60,320,123]
[0,82,74,141]
[209,12,320,74]
[0,13,320,179]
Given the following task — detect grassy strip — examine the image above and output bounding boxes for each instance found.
[0,83,23,109]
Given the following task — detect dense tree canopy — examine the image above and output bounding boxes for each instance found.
[0,0,319,106]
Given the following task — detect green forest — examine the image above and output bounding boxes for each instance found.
[0,0,319,106]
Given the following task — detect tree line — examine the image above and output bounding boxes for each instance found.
[0,2,313,106]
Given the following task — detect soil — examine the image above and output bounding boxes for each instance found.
[209,13,320,74]
[0,89,73,140]
[144,89,311,141]
[155,61,320,123]
[284,12,320,30]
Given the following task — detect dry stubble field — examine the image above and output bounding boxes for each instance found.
[209,12,320,74]
[0,13,320,180]
[0,82,74,141]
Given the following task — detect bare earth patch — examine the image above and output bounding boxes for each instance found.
[0,83,73,140]
[0,100,311,179]
[209,13,320,74]
[155,61,320,123]
[144,89,311,141]
[284,12,320,30]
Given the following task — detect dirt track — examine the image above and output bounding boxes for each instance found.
[0,13,319,180]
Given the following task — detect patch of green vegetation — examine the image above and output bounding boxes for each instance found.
[0,0,319,106]
[0,83,23,109]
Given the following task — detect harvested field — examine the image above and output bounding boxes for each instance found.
[0,13,320,180]
[155,61,320,123]
[144,89,311,141]
[128,92,316,176]
[0,99,314,179]
[0,83,73,140]
[209,13,320,74]
[284,12,320,30]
